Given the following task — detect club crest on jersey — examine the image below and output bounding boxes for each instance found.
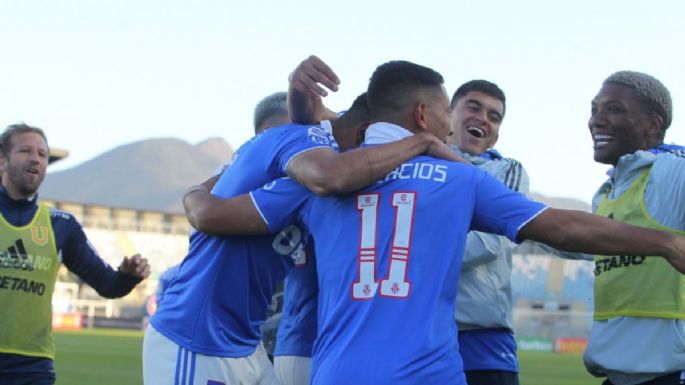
[307,126,332,146]
[362,284,371,296]
[30,226,50,246]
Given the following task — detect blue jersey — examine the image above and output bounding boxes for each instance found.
[252,154,547,384]
[151,123,334,357]
[274,242,318,357]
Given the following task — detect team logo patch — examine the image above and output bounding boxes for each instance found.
[31,226,49,246]
[307,126,332,146]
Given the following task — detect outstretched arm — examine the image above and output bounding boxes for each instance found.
[519,208,685,273]
[60,216,147,298]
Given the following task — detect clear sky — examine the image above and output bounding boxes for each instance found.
[2,0,684,203]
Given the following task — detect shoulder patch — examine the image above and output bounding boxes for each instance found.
[49,207,74,221]
[307,126,332,146]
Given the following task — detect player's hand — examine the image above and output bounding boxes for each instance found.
[289,55,340,99]
[425,137,467,163]
[119,254,151,279]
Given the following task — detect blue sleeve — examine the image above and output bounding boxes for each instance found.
[278,125,337,174]
[250,178,312,234]
[53,212,141,298]
[470,171,548,243]
[212,125,337,198]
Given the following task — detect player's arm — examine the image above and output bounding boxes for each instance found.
[184,177,308,235]
[288,55,340,124]
[498,160,592,260]
[518,208,685,274]
[471,170,685,274]
[183,184,269,235]
[287,133,462,196]
[57,214,148,298]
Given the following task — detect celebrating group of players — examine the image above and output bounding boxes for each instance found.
[143,56,685,385]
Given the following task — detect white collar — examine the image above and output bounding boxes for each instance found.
[320,120,333,135]
[364,122,413,145]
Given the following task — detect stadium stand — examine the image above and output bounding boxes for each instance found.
[511,252,595,342]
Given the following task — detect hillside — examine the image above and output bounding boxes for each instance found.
[41,137,233,213]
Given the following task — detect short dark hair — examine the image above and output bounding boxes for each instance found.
[253,92,288,134]
[450,79,506,117]
[1,123,49,157]
[340,92,370,123]
[367,60,444,119]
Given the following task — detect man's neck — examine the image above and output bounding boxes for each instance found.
[1,184,35,201]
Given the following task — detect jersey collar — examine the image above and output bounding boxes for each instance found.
[364,122,413,145]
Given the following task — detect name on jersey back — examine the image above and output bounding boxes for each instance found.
[381,162,448,183]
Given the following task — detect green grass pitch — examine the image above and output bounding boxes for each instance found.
[54,329,603,385]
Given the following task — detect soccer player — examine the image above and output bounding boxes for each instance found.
[0,123,150,385]
[143,79,461,384]
[581,71,685,385]
[183,60,685,385]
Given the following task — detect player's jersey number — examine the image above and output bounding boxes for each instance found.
[352,192,415,300]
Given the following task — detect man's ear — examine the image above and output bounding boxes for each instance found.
[412,102,430,132]
[355,122,370,146]
[646,114,665,140]
[0,156,6,174]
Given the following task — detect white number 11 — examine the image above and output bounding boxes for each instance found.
[352,192,416,300]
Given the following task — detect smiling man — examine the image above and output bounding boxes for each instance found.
[446,80,528,385]
[583,71,685,385]
[0,124,150,385]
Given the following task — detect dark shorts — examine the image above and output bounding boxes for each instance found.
[602,370,685,385]
[465,369,519,385]
[0,354,55,385]
[0,372,55,385]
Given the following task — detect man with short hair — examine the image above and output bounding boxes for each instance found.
[253,92,290,135]
[0,123,150,385]
[447,79,525,385]
[583,71,685,385]
[183,60,685,385]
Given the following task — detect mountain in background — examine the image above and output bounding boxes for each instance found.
[41,137,234,213]
[41,137,591,214]
[528,192,591,212]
